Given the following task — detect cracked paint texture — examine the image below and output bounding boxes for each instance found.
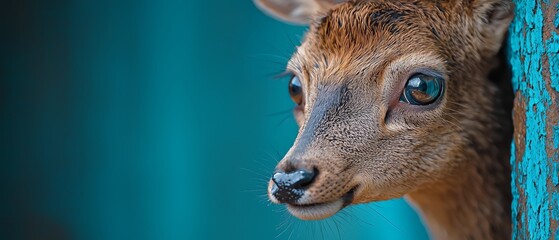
[509,0,559,239]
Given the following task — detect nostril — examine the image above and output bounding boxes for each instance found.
[272,168,317,190]
[291,168,316,189]
[271,168,317,204]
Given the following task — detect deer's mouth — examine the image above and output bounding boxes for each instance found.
[286,187,356,220]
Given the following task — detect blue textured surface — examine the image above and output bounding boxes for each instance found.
[508,0,559,238]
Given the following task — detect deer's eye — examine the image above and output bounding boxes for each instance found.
[288,75,303,105]
[399,74,444,105]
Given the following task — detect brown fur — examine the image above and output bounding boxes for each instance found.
[256,0,514,239]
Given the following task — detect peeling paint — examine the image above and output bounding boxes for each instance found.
[555,4,559,29]
[548,32,559,93]
[509,0,559,238]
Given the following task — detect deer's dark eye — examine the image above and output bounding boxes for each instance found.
[399,74,444,105]
[288,75,303,105]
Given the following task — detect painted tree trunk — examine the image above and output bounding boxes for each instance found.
[509,0,559,238]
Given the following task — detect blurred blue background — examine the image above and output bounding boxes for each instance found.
[1,0,429,239]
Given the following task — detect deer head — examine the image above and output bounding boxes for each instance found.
[256,0,513,224]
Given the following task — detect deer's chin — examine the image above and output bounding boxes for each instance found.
[285,188,356,220]
[286,199,344,220]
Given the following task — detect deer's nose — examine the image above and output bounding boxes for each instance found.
[271,168,317,204]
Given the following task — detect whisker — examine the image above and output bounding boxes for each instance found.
[363,204,404,233]
[345,206,378,228]
[332,217,342,240]
[276,213,291,230]
[319,219,324,240]
[284,28,300,50]
[240,167,271,179]
[276,218,294,239]
[325,219,337,239]
[250,160,274,175]
[260,152,281,166]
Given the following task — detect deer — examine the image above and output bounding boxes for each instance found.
[254,0,515,239]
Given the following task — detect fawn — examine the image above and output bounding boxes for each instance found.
[255,0,514,239]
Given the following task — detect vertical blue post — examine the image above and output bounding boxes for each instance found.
[509,0,559,238]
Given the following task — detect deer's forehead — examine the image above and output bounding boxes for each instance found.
[309,1,431,46]
[288,1,452,80]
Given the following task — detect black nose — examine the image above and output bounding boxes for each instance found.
[271,168,317,204]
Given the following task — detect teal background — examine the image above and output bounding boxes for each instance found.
[1,0,429,239]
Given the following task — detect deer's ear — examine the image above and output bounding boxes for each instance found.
[254,0,342,25]
[472,1,514,50]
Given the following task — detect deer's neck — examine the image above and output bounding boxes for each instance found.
[406,149,511,240]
